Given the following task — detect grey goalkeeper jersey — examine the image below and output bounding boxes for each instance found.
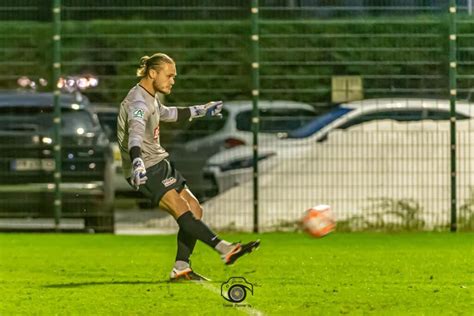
[117,84,178,177]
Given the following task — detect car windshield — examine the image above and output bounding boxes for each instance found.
[287,106,353,138]
[0,106,96,135]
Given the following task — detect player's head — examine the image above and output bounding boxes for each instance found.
[137,53,176,95]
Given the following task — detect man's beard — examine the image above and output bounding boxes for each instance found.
[153,81,170,95]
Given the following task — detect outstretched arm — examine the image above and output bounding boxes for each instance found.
[160,101,224,123]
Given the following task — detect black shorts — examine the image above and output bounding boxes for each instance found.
[129,159,186,207]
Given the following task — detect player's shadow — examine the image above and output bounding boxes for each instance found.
[43,280,169,288]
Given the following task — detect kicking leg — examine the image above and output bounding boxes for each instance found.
[159,189,221,248]
[180,189,261,265]
[160,189,214,281]
[176,188,259,264]
[160,189,260,270]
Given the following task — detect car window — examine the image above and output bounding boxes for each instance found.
[288,106,353,138]
[236,108,316,133]
[426,109,469,120]
[337,109,469,130]
[180,108,229,142]
[0,106,97,135]
[235,111,252,131]
[96,112,118,142]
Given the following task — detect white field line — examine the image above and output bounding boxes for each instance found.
[199,282,264,316]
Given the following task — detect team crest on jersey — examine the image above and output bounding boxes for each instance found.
[162,177,177,187]
[133,109,145,119]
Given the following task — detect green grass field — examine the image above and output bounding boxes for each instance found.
[0,232,472,315]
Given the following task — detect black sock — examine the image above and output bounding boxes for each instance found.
[175,228,197,263]
[176,211,221,248]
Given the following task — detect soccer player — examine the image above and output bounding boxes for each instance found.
[117,53,260,281]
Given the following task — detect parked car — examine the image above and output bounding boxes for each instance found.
[203,117,474,231]
[0,91,115,232]
[204,98,474,193]
[168,100,318,201]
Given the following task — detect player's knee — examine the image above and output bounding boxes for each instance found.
[180,188,203,219]
[190,202,203,219]
[175,196,191,212]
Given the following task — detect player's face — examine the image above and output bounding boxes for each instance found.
[152,63,176,95]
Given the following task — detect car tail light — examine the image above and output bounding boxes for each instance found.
[224,137,246,148]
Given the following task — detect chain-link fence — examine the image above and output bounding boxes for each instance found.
[0,0,473,232]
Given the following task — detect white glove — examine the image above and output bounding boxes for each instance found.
[189,101,223,120]
[130,158,147,190]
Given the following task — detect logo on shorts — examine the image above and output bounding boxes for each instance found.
[162,177,177,187]
[133,109,145,119]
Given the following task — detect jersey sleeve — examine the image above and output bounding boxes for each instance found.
[127,101,150,150]
[159,103,178,122]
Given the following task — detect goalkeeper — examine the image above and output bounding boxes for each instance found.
[117,53,259,281]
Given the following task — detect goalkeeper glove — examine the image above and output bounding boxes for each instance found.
[130,158,147,190]
[189,101,223,120]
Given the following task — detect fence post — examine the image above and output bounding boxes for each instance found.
[449,1,457,232]
[52,0,62,231]
[251,0,260,233]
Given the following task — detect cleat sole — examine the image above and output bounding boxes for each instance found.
[225,240,260,265]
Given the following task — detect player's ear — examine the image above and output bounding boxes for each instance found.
[148,68,157,79]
